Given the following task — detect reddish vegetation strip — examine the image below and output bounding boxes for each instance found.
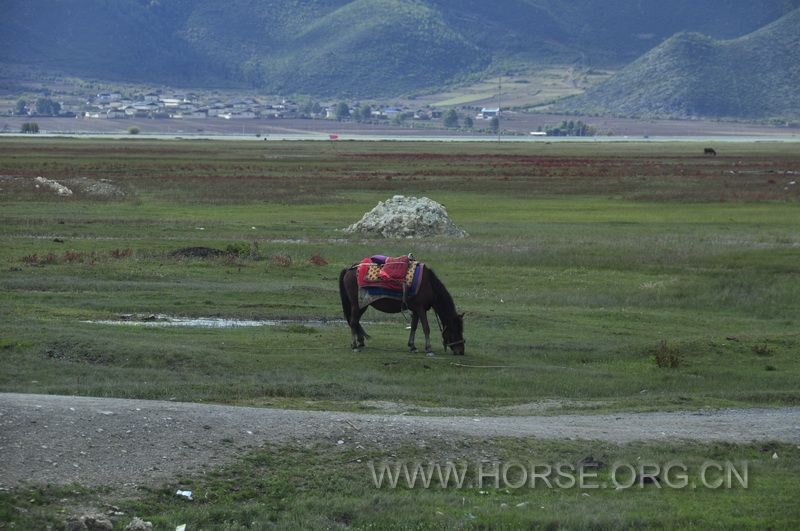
[1,140,798,203]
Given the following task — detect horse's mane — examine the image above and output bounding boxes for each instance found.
[426,267,457,318]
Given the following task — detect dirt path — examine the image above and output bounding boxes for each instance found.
[1,393,798,489]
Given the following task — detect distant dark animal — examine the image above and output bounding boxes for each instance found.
[704,147,717,156]
[339,263,465,355]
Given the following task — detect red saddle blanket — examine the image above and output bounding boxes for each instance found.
[379,256,409,282]
[356,256,421,292]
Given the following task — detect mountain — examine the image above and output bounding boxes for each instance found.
[1,0,799,99]
[557,8,800,120]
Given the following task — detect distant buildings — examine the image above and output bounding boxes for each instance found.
[5,91,477,126]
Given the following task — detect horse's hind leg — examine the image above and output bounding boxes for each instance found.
[418,311,434,355]
[350,325,360,352]
[349,304,365,352]
[356,307,368,348]
[407,312,419,352]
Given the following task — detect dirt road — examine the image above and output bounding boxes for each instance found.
[1,393,798,489]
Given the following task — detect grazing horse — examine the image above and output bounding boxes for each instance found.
[339,264,465,355]
[704,147,717,156]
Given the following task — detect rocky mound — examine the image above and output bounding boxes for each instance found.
[344,195,467,239]
[34,176,72,196]
[67,177,125,198]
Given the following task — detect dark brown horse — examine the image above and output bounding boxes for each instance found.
[339,265,465,355]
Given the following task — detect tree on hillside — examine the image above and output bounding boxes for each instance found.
[335,102,350,120]
[35,98,61,116]
[299,99,323,117]
[36,98,61,116]
[463,116,474,128]
[489,116,499,132]
[443,109,459,128]
[15,99,27,116]
[359,105,372,121]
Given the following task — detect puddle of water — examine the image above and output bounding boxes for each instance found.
[82,315,351,329]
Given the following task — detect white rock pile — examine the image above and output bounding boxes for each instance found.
[34,176,73,196]
[344,195,467,239]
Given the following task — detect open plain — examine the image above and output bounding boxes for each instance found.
[1,138,799,528]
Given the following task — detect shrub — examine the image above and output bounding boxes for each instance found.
[272,254,292,267]
[225,242,252,257]
[62,251,84,263]
[20,122,40,134]
[128,126,140,135]
[109,248,132,259]
[308,254,328,266]
[654,340,683,368]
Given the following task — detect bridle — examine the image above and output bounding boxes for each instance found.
[437,316,465,350]
[444,337,466,349]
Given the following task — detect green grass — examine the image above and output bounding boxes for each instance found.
[2,137,800,528]
[1,138,799,413]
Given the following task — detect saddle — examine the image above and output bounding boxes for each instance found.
[356,254,423,294]
[379,255,410,283]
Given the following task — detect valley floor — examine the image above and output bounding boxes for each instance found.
[2,114,798,138]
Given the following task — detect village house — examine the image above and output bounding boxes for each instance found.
[478,107,500,119]
[58,98,86,115]
[219,109,257,119]
[160,97,183,108]
[96,92,122,103]
[106,108,126,119]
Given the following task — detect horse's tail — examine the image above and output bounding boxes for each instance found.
[339,266,370,339]
[339,267,351,323]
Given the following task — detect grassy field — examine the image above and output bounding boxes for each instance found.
[1,137,799,527]
[4,437,799,529]
[2,138,798,412]
[421,65,614,109]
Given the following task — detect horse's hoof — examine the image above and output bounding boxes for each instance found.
[352,348,361,353]
[426,351,435,357]
[409,347,417,353]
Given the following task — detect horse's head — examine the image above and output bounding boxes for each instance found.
[442,313,465,355]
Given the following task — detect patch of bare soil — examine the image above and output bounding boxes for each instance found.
[2,393,798,490]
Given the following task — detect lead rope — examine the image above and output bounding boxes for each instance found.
[400,283,410,322]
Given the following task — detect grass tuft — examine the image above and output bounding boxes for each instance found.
[752,343,772,357]
[653,340,683,369]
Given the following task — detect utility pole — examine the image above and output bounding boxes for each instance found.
[497,75,502,142]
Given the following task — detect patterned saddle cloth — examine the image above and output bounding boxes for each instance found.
[356,255,424,301]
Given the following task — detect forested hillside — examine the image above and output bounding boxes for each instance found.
[558,8,800,120]
[1,0,798,103]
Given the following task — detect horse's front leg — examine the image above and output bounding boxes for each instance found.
[418,311,434,355]
[407,312,419,352]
